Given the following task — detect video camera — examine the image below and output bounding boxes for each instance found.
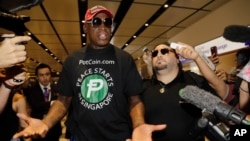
[0,0,43,36]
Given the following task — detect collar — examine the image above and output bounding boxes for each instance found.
[39,83,51,90]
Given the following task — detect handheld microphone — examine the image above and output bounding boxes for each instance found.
[223,25,250,43]
[179,85,250,125]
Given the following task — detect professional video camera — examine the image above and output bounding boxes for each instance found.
[0,0,43,36]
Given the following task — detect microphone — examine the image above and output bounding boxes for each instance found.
[179,85,250,125]
[223,25,250,43]
[189,111,209,140]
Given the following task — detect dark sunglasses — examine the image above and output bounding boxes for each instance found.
[86,17,113,28]
[152,48,172,57]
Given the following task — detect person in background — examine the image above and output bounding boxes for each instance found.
[13,5,165,141]
[24,63,62,141]
[210,47,250,107]
[0,35,31,68]
[236,60,250,113]
[0,67,31,141]
[0,65,27,114]
[0,35,31,113]
[141,42,228,141]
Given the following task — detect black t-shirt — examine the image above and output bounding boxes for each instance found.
[57,44,143,141]
[141,70,217,141]
[0,92,19,141]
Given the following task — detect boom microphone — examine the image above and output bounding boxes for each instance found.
[179,85,250,125]
[223,25,250,43]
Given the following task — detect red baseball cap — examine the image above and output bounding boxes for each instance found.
[85,5,113,21]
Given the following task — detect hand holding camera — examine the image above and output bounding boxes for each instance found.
[0,35,31,68]
[2,64,27,89]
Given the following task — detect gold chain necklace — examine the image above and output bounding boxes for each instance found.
[159,82,166,94]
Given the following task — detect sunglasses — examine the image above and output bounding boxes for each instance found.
[152,48,172,57]
[86,17,113,28]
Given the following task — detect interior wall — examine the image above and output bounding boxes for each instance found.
[139,0,250,79]
[169,0,250,74]
[170,0,250,45]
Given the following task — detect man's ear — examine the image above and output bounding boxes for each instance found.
[83,24,88,33]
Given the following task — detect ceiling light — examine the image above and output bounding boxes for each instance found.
[164,4,169,8]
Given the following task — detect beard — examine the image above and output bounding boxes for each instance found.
[153,63,168,71]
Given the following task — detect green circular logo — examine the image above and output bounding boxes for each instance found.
[81,74,108,103]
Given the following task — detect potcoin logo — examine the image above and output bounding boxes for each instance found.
[81,74,108,103]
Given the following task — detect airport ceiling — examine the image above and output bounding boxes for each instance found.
[0,0,230,77]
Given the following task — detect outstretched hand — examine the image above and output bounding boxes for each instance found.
[126,123,167,141]
[12,113,49,139]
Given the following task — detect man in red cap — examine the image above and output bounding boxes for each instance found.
[13,5,165,141]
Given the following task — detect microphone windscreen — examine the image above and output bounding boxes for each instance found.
[223,25,250,42]
[179,85,221,113]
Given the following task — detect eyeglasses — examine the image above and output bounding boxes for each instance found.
[86,17,113,28]
[152,48,172,57]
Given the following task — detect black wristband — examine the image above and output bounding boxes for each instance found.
[2,81,15,89]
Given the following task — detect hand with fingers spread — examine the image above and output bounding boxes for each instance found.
[12,113,49,139]
[0,35,31,68]
[126,124,167,141]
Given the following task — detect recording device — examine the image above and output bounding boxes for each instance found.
[210,46,219,65]
[223,25,250,43]
[4,64,25,81]
[142,46,149,52]
[0,0,43,13]
[179,85,250,125]
[205,113,230,141]
[210,46,218,57]
[0,11,29,36]
[189,111,209,140]
[170,42,184,49]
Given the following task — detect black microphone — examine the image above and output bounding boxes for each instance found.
[223,25,250,43]
[179,85,250,125]
[189,111,209,140]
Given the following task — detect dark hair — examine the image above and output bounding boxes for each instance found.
[236,47,250,67]
[35,63,51,76]
[153,41,182,69]
[151,42,183,81]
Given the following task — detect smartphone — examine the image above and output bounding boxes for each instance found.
[210,46,219,65]
[210,46,218,57]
